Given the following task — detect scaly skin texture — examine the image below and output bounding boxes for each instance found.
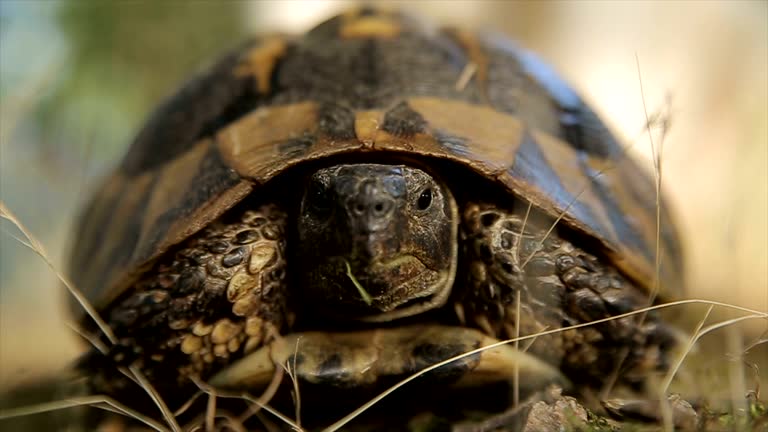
[83,203,288,411]
[459,203,678,390]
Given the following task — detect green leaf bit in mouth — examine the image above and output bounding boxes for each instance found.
[344,259,373,306]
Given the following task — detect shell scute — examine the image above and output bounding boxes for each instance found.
[119,38,271,176]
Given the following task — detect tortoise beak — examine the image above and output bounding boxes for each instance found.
[351,232,388,263]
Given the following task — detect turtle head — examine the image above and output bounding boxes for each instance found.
[297,164,458,321]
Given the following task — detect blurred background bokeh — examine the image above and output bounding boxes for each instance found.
[1,0,766,401]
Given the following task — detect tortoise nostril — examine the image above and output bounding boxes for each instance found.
[372,200,393,218]
[351,199,391,218]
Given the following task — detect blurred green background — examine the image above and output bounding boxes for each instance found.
[1,0,766,404]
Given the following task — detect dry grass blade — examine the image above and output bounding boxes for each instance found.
[324,299,768,431]
[516,62,678,384]
[192,377,304,431]
[216,412,248,432]
[660,311,768,430]
[512,201,532,408]
[126,366,182,432]
[187,376,217,431]
[185,410,247,432]
[236,365,285,424]
[455,62,478,91]
[519,207,566,270]
[660,304,712,431]
[206,385,217,432]
[635,53,668,305]
[743,329,768,353]
[0,201,117,344]
[727,326,749,428]
[602,57,673,400]
[239,394,304,432]
[521,52,676,276]
[1,228,35,250]
[173,391,204,417]
[743,361,761,400]
[254,411,284,432]
[512,289,522,408]
[281,337,303,428]
[662,312,768,395]
[66,321,109,355]
[219,414,248,432]
[0,395,169,432]
[514,201,533,263]
[1,200,185,431]
[600,348,629,401]
[518,159,615,272]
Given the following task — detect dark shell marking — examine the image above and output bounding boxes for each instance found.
[70,10,681,319]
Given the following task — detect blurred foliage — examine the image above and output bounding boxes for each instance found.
[0,0,255,391]
[33,1,249,168]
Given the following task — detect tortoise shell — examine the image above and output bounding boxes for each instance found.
[69,8,682,319]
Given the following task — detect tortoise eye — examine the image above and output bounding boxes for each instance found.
[416,188,432,210]
[308,182,332,216]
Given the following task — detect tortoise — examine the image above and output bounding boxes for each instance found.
[70,7,684,429]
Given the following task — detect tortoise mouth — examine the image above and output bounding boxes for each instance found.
[309,253,453,321]
[210,324,568,393]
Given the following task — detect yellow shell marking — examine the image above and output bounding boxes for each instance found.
[217,101,319,179]
[234,36,288,94]
[445,29,490,101]
[340,16,401,39]
[353,110,383,145]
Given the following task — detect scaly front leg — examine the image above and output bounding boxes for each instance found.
[81,203,288,419]
[458,202,678,393]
